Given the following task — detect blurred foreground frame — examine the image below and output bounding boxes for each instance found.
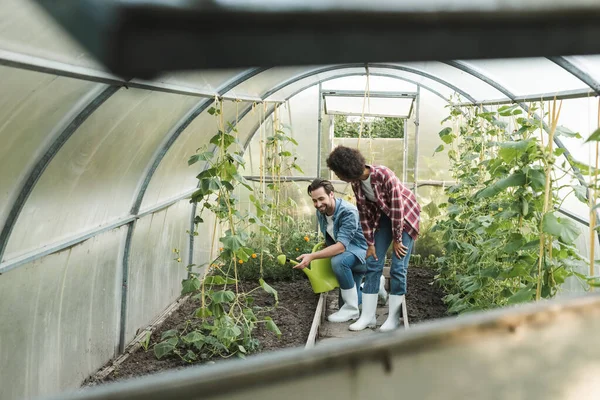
[34,0,600,79]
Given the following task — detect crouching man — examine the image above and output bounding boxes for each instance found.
[295,178,385,322]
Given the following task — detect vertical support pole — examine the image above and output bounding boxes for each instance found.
[316,83,323,233]
[413,86,421,195]
[118,220,136,353]
[403,117,408,183]
[317,83,323,178]
[188,202,198,278]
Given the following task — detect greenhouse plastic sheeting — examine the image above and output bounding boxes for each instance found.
[464,58,589,96]
[0,227,125,400]
[125,200,194,343]
[0,67,97,232]
[4,89,198,262]
[140,99,255,210]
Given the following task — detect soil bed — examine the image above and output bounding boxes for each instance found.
[405,266,448,323]
[84,265,447,386]
[84,279,318,386]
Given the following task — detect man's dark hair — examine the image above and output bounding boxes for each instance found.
[307,178,335,196]
[326,146,366,180]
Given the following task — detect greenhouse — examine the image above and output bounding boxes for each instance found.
[4,1,600,400]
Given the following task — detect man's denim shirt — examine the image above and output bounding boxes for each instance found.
[317,198,368,263]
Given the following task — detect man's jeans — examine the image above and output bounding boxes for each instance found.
[362,214,414,296]
[331,251,366,304]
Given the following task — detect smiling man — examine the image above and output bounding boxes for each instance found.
[295,178,385,323]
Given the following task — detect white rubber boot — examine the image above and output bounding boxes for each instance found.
[378,275,388,306]
[328,286,360,322]
[379,294,405,332]
[349,293,378,331]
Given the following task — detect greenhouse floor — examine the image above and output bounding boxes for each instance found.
[318,266,448,344]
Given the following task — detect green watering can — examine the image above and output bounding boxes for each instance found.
[277,243,340,294]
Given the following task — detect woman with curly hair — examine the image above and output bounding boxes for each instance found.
[326,146,421,332]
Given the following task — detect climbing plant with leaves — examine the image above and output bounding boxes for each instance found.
[433,101,593,313]
[153,101,282,362]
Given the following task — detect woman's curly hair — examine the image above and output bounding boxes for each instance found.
[326,146,366,180]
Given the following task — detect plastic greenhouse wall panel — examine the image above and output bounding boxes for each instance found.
[224,66,315,99]
[415,90,454,182]
[392,62,508,102]
[464,58,588,96]
[266,67,367,101]
[140,99,254,211]
[124,200,194,343]
[4,89,198,262]
[0,226,126,400]
[0,67,96,235]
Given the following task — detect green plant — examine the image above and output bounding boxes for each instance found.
[153,278,280,362]
[334,114,404,138]
[159,101,281,361]
[140,330,152,352]
[433,101,593,313]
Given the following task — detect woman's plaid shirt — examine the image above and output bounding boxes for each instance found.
[350,165,421,245]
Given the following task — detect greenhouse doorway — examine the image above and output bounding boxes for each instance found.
[319,89,417,186]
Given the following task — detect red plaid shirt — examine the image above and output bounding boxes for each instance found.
[351,165,420,245]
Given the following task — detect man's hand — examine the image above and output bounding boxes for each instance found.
[366,245,378,261]
[393,241,408,258]
[295,253,314,269]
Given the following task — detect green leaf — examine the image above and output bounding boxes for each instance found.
[507,287,535,304]
[188,154,200,166]
[203,275,227,285]
[440,135,454,144]
[183,350,198,362]
[438,127,452,138]
[210,290,236,304]
[503,234,525,253]
[585,127,600,143]
[542,213,581,244]
[238,345,247,354]
[161,329,178,340]
[475,172,526,199]
[195,307,212,318]
[292,163,304,174]
[232,153,247,165]
[209,132,236,149]
[220,232,245,252]
[182,331,205,344]
[154,340,176,359]
[526,168,546,192]
[196,167,218,180]
[194,215,204,224]
[573,185,588,204]
[207,107,217,115]
[264,316,282,337]
[259,278,279,305]
[498,139,534,163]
[181,277,201,295]
[555,126,581,139]
[498,104,522,116]
[433,144,444,155]
[236,248,251,262]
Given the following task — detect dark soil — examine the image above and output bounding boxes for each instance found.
[84,279,318,386]
[404,266,448,323]
[84,265,447,386]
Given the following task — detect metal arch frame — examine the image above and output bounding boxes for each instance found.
[0,49,264,103]
[549,57,600,96]
[0,84,119,273]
